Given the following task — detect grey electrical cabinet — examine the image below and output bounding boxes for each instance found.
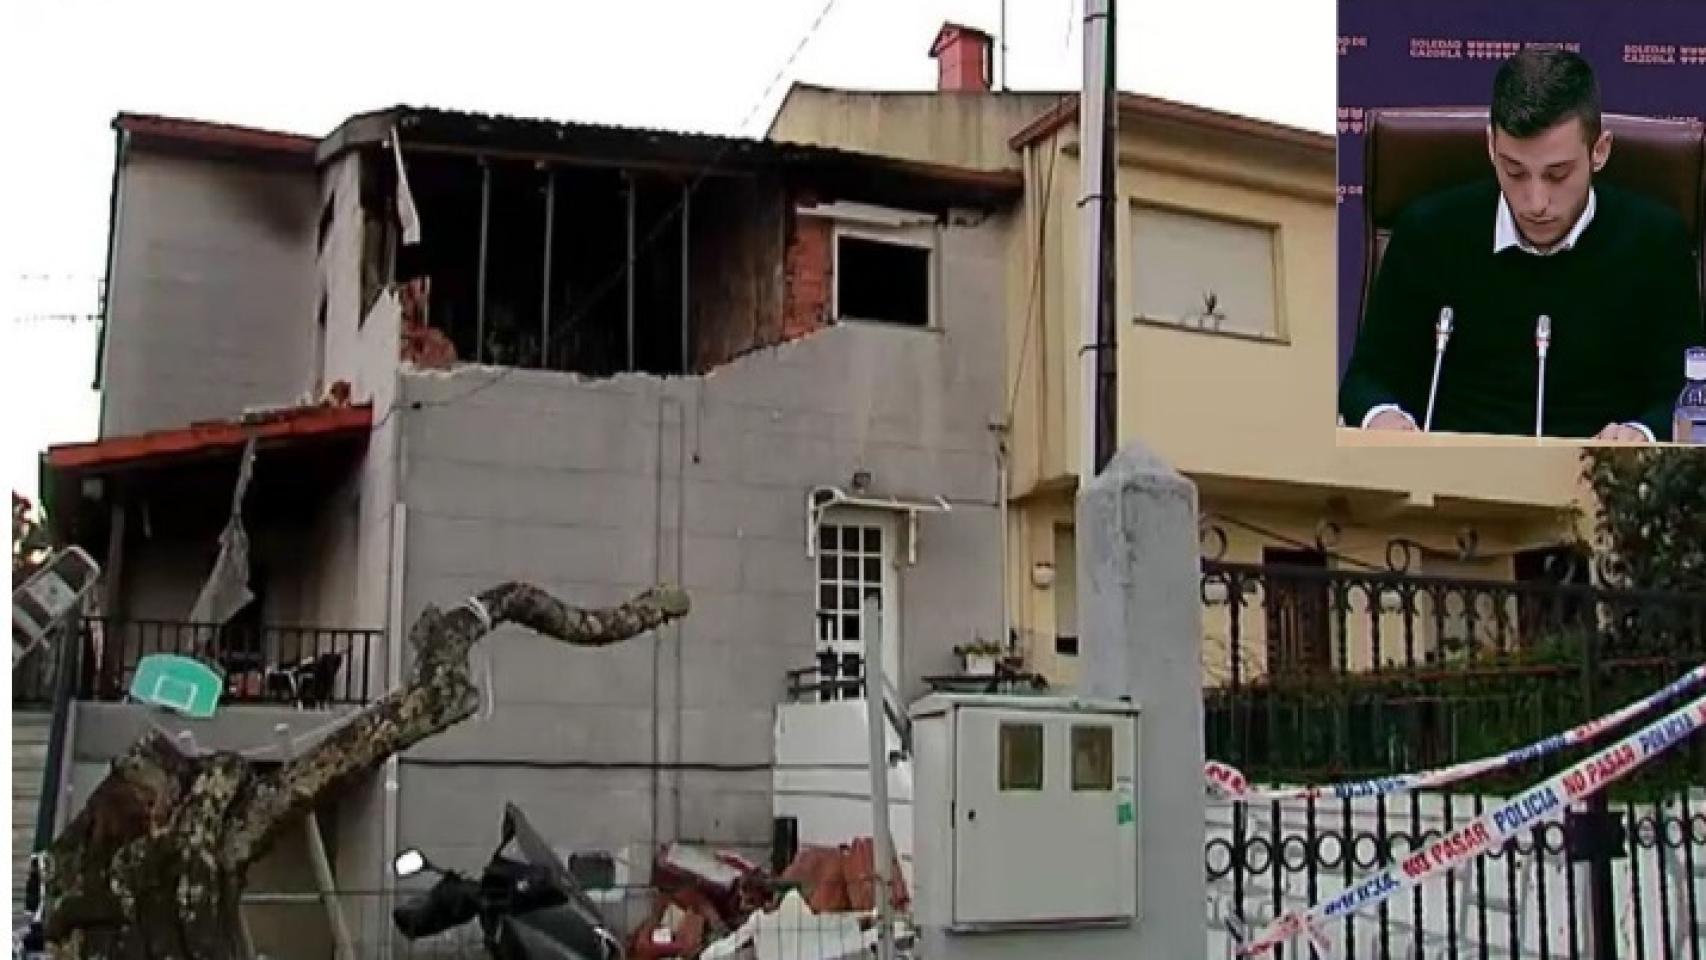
[910,694,1140,931]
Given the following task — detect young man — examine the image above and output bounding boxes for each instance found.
[1340,49,1703,440]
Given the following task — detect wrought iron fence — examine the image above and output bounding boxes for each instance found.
[1201,560,1705,958]
[1202,560,1706,786]
[70,617,382,706]
[786,652,868,703]
[1207,787,1706,960]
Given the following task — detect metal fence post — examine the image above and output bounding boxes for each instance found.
[1577,628,1621,960]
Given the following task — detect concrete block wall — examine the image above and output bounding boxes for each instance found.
[387,211,1010,872]
[99,148,319,437]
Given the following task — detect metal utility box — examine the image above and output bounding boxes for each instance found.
[910,694,1139,931]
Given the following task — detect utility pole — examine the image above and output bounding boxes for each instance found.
[863,594,897,960]
[1079,0,1118,477]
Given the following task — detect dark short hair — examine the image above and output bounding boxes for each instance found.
[1491,49,1602,143]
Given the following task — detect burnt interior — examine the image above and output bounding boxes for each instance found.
[351,113,1006,378]
[373,150,749,376]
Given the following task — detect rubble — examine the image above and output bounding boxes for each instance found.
[699,890,875,960]
[628,838,909,958]
[781,839,908,914]
[397,277,457,369]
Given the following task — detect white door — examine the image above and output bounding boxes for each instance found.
[952,707,1137,926]
[815,510,899,693]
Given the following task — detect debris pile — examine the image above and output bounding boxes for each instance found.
[625,838,909,959]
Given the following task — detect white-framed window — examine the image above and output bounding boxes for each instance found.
[816,518,889,652]
[1131,203,1282,340]
[833,225,936,328]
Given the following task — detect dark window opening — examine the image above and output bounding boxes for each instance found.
[546,167,628,375]
[479,160,549,368]
[317,193,336,253]
[837,235,930,327]
[1263,548,1330,675]
[1055,634,1079,656]
[377,148,707,377]
[390,151,480,351]
[359,156,398,324]
[631,178,688,375]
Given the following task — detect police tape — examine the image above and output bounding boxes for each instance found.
[1236,691,1706,957]
[1206,663,1706,804]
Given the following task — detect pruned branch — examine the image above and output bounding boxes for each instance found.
[45,582,690,955]
[228,583,689,866]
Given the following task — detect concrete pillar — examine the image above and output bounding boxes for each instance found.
[917,444,1205,959]
[1076,442,1205,957]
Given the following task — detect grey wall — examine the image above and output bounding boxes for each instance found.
[388,210,1009,870]
[100,148,319,437]
[314,153,409,945]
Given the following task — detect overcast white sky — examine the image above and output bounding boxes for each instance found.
[0,0,1334,502]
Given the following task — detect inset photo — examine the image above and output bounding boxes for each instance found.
[1337,1,1706,443]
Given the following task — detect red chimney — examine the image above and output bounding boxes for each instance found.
[929,23,993,93]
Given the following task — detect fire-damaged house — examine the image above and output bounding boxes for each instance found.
[26,97,1018,950]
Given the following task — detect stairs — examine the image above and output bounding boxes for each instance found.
[12,711,51,914]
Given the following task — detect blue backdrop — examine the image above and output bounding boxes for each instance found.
[1337,0,1706,375]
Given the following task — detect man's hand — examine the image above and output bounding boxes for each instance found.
[1594,423,1651,443]
[1365,409,1419,431]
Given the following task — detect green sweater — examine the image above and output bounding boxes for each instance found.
[1340,180,1703,438]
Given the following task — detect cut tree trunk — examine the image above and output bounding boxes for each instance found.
[42,582,689,960]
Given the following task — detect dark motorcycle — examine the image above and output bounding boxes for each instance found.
[392,802,622,960]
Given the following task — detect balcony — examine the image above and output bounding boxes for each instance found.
[13,618,381,709]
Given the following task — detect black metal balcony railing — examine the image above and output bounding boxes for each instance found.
[13,618,382,708]
[1202,559,1706,786]
[786,652,868,703]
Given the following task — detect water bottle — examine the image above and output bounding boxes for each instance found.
[1675,346,1706,443]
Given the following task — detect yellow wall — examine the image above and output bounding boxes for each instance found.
[768,86,1602,689]
[767,86,1066,173]
[1017,123,1592,516]
[1015,489,1576,690]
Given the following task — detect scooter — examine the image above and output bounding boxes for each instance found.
[392,802,623,960]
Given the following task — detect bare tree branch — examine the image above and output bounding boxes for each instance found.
[45,582,690,957]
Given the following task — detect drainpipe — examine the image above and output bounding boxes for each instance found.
[995,429,1012,657]
[381,408,408,957]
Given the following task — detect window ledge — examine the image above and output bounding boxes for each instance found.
[1131,314,1289,347]
[835,317,944,335]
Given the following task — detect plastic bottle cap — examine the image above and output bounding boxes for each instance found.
[1687,347,1706,381]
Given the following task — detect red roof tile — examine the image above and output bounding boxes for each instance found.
[46,403,372,472]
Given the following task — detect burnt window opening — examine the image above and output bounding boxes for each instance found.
[358,156,397,325]
[479,159,549,368]
[373,148,708,377]
[836,234,931,327]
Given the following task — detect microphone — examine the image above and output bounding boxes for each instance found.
[1423,306,1454,432]
[1534,314,1552,438]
